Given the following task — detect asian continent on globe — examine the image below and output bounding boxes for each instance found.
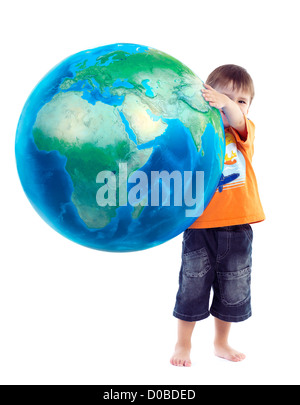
[15,43,225,252]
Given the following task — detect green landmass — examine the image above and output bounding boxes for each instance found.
[33,128,145,228]
[59,48,223,152]
[33,47,224,229]
[61,49,194,93]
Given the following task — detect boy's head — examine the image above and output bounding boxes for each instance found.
[206,65,254,126]
[206,64,255,104]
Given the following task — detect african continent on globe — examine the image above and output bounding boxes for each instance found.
[15,43,225,252]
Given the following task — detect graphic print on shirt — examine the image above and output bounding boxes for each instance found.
[217,132,246,192]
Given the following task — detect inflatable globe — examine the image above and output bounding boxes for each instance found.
[15,43,225,252]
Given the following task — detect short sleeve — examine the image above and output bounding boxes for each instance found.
[229,116,255,159]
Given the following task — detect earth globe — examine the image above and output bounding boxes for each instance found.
[15,43,225,252]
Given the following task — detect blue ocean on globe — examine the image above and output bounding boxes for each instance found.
[15,43,225,252]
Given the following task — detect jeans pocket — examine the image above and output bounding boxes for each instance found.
[217,266,251,307]
[183,247,211,278]
[242,224,253,242]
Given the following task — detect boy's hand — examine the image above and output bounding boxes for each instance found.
[201,84,229,109]
[201,83,247,137]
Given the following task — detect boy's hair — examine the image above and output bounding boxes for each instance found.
[206,64,255,104]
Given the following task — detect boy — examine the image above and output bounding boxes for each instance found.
[171,65,265,366]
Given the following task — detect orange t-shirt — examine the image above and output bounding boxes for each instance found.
[190,116,265,229]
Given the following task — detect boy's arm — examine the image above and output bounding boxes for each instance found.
[201,84,247,138]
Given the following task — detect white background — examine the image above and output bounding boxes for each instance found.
[1,0,300,385]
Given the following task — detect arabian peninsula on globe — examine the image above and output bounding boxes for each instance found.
[15,43,225,252]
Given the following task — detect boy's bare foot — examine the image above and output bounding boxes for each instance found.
[214,342,246,362]
[170,344,192,367]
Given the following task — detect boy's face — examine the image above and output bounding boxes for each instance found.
[214,81,252,128]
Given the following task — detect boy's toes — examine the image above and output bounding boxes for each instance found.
[170,345,192,367]
[232,352,246,362]
[214,343,246,362]
[170,354,192,367]
[236,353,246,361]
[170,357,178,366]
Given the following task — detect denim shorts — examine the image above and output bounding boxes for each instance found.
[173,225,253,323]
